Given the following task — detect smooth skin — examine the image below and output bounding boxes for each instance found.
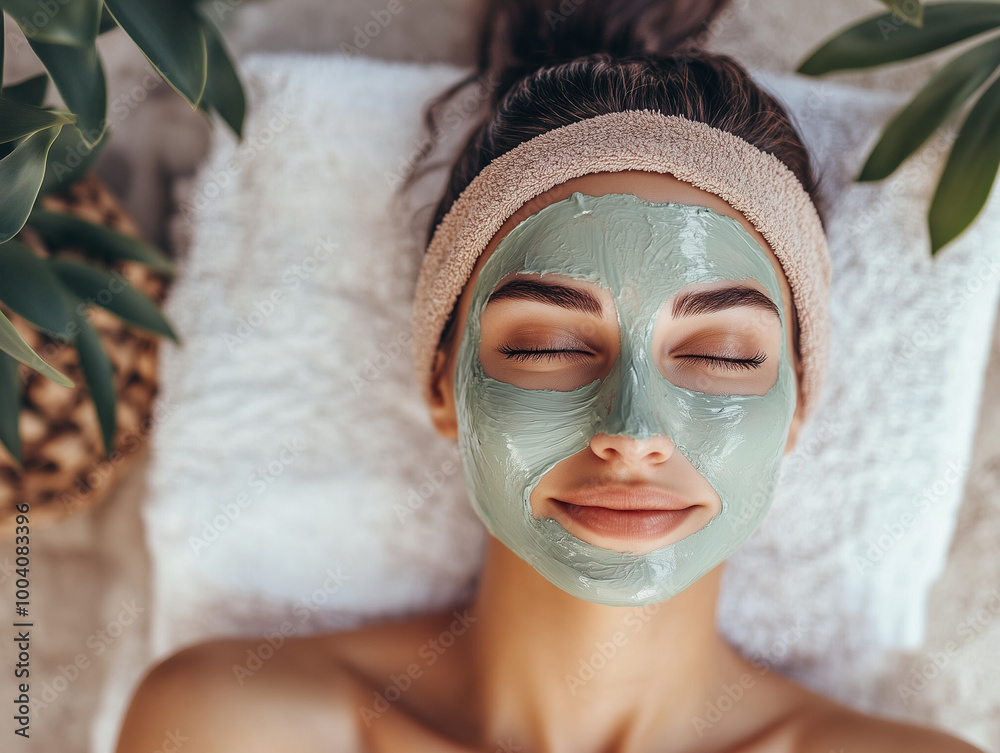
[115,171,984,753]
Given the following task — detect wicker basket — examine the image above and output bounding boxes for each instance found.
[0,175,169,537]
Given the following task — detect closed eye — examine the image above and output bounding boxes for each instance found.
[496,343,596,362]
[677,351,767,372]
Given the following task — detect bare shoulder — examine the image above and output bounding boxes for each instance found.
[790,695,984,753]
[735,656,984,753]
[114,634,367,753]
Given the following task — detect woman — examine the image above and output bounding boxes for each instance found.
[116,1,984,751]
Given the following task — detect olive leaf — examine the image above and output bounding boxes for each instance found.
[2,73,48,107]
[3,0,106,144]
[0,307,73,387]
[104,0,208,108]
[0,0,101,47]
[199,12,246,137]
[0,96,74,143]
[859,34,1000,181]
[38,118,107,196]
[0,125,63,243]
[27,38,107,145]
[928,73,1000,253]
[69,303,117,455]
[0,349,22,462]
[798,2,1000,75]
[28,209,175,274]
[0,239,75,336]
[49,258,179,341]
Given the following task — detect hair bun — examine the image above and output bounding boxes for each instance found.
[484,0,730,103]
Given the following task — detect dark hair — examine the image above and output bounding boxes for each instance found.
[406,0,825,362]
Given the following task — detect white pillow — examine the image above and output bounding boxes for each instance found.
[123,52,1000,725]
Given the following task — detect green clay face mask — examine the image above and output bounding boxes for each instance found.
[454,192,797,606]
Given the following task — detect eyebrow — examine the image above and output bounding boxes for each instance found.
[485,278,780,321]
[487,278,604,316]
[672,285,781,321]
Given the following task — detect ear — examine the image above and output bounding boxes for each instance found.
[427,347,459,440]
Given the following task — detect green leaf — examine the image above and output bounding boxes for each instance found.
[38,121,106,195]
[798,2,1000,75]
[199,13,245,137]
[70,305,116,454]
[48,258,178,340]
[0,125,62,243]
[0,350,23,463]
[860,35,1000,181]
[879,0,924,27]
[929,73,1000,253]
[0,0,102,47]
[0,97,73,143]
[104,0,207,108]
[0,239,76,336]
[0,307,73,387]
[28,209,176,275]
[3,74,48,107]
[28,38,107,145]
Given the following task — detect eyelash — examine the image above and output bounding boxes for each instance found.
[496,342,595,362]
[677,350,767,372]
[496,343,768,371]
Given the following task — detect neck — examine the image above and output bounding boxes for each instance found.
[463,537,749,753]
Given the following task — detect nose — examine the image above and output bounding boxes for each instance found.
[589,432,676,467]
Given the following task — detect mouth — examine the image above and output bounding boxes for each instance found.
[552,484,699,541]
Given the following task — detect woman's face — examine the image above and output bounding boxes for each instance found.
[427,170,805,605]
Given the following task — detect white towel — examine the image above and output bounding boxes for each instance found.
[97,52,1000,748]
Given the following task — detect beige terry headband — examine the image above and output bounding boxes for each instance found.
[412,110,831,421]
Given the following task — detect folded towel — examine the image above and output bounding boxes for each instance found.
[96,52,1000,749]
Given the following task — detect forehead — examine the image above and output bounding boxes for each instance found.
[475,192,782,313]
[450,171,799,361]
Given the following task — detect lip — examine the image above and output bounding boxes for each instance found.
[559,484,695,511]
[553,484,700,541]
